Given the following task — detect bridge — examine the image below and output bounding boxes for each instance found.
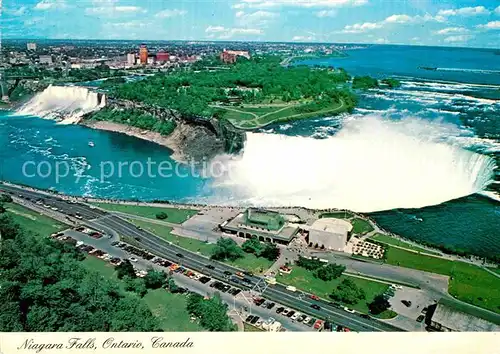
[0,72,40,102]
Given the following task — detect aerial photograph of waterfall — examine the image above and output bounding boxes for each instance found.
[0,0,499,340]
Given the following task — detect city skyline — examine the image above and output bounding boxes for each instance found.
[0,0,499,48]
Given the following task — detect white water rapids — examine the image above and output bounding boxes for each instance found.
[209,116,496,212]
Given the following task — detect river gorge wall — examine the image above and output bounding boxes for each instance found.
[16,85,245,162]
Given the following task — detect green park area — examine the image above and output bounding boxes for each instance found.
[4,202,66,236]
[370,233,441,255]
[109,56,357,130]
[82,257,202,331]
[129,219,274,274]
[488,267,500,275]
[351,218,374,234]
[384,247,500,314]
[277,266,389,314]
[90,202,199,224]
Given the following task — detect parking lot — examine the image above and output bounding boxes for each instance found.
[54,226,322,332]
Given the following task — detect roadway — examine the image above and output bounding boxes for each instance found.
[0,183,404,332]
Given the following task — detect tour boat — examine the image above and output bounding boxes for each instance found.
[88,141,95,147]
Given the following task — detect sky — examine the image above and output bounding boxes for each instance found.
[1,0,499,47]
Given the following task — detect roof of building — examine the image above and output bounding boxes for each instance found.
[432,299,500,332]
[245,208,285,231]
[309,218,353,234]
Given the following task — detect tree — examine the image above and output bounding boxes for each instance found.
[241,237,262,254]
[144,269,167,289]
[124,277,147,297]
[0,194,13,203]
[0,204,6,214]
[260,242,280,261]
[368,295,391,315]
[330,278,366,305]
[116,260,136,279]
[166,278,178,293]
[314,264,346,281]
[0,214,160,332]
[296,256,323,271]
[156,212,168,220]
[186,293,235,332]
[210,238,244,261]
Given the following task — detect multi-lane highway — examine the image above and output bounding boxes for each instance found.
[0,182,404,332]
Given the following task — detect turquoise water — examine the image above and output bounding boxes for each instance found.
[0,113,211,201]
[1,44,499,258]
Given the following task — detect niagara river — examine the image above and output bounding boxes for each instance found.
[0,44,499,258]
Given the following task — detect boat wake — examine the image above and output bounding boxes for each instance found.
[208,115,496,212]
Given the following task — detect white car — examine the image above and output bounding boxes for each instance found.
[128,257,138,262]
[51,207,58,211]
[282,308,290,316]
[343,307,356,314]
[391,284,403,290]
[303,316,311,324]
[291,312,301,321]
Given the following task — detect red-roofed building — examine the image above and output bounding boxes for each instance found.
[220,49,251,64]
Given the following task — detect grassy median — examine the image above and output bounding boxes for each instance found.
[5,203,66,236]
[128,219,274,274]
[91,202,199,224]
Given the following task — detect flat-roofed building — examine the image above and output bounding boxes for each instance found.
[429,299,500,332]
[220,208,299,245]
[304,218,352,251]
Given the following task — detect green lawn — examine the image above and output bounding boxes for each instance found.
[384,247,500,314]
[244,323,264,332]
[370,233,441,255]
[129,219,274,274]
[5,203,66,237]
[81,256,202,331]
[487,267,500,275]
[90,202,199,224]
[351,218,374,234]
[276,266,388,314]
[319,211,354,219]
[373,310,398,320]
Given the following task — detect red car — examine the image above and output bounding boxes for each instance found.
[310,294,320,301]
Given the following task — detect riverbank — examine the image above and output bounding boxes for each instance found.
[81,120,186,162]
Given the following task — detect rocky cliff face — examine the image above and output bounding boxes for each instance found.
[87,98,245,162]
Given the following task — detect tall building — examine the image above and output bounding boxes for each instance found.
[127,53,136,65]
[27,42,37,51]
[139,44,148,64]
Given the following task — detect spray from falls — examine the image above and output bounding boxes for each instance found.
[209,116,496,212]
[16,85,106,124]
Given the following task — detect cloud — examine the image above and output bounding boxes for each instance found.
[155,9,187,18]
[235,10,278,25]
[34,0,67,11]
[85,0,146,16]
[316,10,337,17]
[341,13,445,33]
[443,35,474,43]
[434,27,470,35]
[375,38,389,44]
[496,6,500,15]
[477,21,500,30]
[438,6,489,17]
[234,0,367,9]
[292,35,315,41]
[205,25,263,38]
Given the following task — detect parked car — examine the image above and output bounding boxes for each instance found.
[275,307,284,314]
[401,300,412,307]
[416,315,425,323]
[128,257,138,262]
